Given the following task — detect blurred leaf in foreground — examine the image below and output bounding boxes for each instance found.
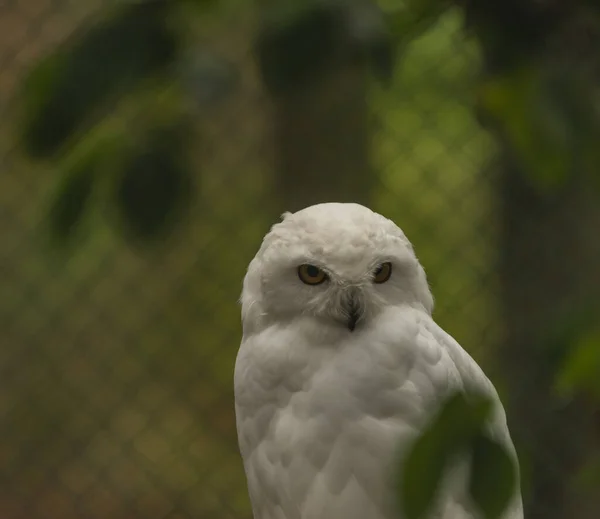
[469,433,517,519]
[400,391,495,519]
[400,415,451,519]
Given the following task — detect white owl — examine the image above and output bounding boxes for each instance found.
[234,202,523,519]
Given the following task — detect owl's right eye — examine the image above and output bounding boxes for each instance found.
[298,264,328,285]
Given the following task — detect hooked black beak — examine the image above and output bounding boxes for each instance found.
[346,295,360,332]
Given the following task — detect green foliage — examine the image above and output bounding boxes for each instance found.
[531,302,600,401]
[20,0,178,158]
[478,64,600,191]
[478,68,570,190]
[256,0,399,95]
[400,391,517,519]
[115,123,193,242]
[461,0,600,191]
[385,0,450,45]
[45,115,132,244]
[469,433,517,519]
[556,327,600,400]
[48,161,96,244]
[16,0,229,246]
[37,80,190,244]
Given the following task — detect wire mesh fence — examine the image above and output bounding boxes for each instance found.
[1,1,599,519]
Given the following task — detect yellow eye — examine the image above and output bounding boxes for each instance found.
[373,262,392,283]
[298,264,327,285]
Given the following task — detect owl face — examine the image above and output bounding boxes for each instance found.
[241,203,433,335]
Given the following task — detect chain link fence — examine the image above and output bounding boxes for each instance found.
[0,1,597,519]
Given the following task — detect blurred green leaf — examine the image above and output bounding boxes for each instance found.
[479,64,600,191]
[400,419,450,519]
[366,0,451,83]
[556,327,600,400]
[537,302,600,380]
[543,67,600,185]
[435,391,493,441]
[478,67,571,190]
[386,0,450,45]
[46,119,130,243]
[48,163,95,243]
[469,433,517,519]
[44,84,190,246]
[256,0,408,94]
[20,0,178,158]
[400,391,493,519]
[115,124,193,242]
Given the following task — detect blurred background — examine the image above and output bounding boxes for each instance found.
[0,0,599,518]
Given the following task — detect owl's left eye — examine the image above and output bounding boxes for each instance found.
[298,264,328,285]
[373,262,392,283]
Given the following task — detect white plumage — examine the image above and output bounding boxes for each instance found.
[234,202,523,519]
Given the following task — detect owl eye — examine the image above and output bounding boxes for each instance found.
[298,264,328,285]
[373,262,392,283]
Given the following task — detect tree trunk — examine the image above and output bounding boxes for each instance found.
[258,3,375,212]
[497,152,600,519]
[272,60,371,212]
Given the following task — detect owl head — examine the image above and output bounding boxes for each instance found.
[241,203,433,336]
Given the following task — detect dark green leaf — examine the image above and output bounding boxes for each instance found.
[478,63,600,192]
[115,126,192,242]
[20,0,178,158]
[469,434,517,519]
[400,391,494,519]
[387,0,450,45]
[48,164,95,243]
[401,421,450,519]
[435,391,493,442]
[533,302,600,379]
[48,114,137,245]
[45,117,132,244]
[542,67,600,184]
[478,67,571,191]
[556,328,600,400]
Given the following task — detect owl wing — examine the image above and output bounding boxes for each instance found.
[420,316,525,519]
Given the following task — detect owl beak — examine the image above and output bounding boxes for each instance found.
[345,293,360,332]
